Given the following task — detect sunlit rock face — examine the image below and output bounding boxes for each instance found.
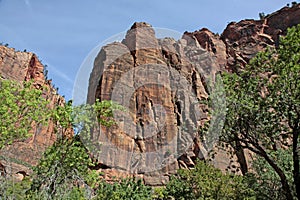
[0,46,68,180]
[87,4,300,185]
[87,22,215,185]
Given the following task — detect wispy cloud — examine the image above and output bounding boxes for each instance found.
[48,64,74,84]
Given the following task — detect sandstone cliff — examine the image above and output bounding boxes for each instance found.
[0,46,66,180]
[87,4,300,185]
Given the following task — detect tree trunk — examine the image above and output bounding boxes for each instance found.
[0,161,6,177]
[234,140,248,175]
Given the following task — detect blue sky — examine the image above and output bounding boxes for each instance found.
[0,0,294,102]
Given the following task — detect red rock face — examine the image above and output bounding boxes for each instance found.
[87,4,300,185]
[221,4,300,72]
[0,3,298,185]
[183,28,227,69]
[0,46,66,180]
[87,22,215,185]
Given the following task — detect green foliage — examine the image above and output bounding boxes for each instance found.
[26,186,87,200]
[52,99,122,137]
[24,99,125,199]
[73,99,124,157]
[0,177,31,199]
[29,135,93,199]
[72,99,124,132]
[163,175,195,200]
[273,25,300,131]
[216,24,300,199]
[221,49,283,148]
[152,187,165,199]
[161,161,255,200]
[245,148,295,199]
[0,78,50,149]
[96,178,152,200]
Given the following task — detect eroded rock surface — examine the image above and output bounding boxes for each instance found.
[87,4,300,185]
[0,46,66,180]
[87,22,216,185]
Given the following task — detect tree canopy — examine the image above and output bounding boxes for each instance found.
[218,24,300,199]
[0,79,50,149]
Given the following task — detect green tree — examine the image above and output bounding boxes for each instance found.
[0,78,50,149]
[96,178,152,200]
[246,148,294,200]
[273,24,300,199]
[0,78,51,199]
[161,161,255,200]
[29,135,93,199]
[218,24,300,199]
[162,174,195,200]
[28,99,123,199]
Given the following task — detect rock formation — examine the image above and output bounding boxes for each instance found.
[87,4,300,185]
[0,3,298,186]
[0,46,66,180]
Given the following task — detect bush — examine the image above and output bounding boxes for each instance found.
[161,161,255,200]
[96,178,152,200]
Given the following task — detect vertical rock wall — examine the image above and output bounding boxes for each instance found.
[87,4,300,185]
[0,46,66,180]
